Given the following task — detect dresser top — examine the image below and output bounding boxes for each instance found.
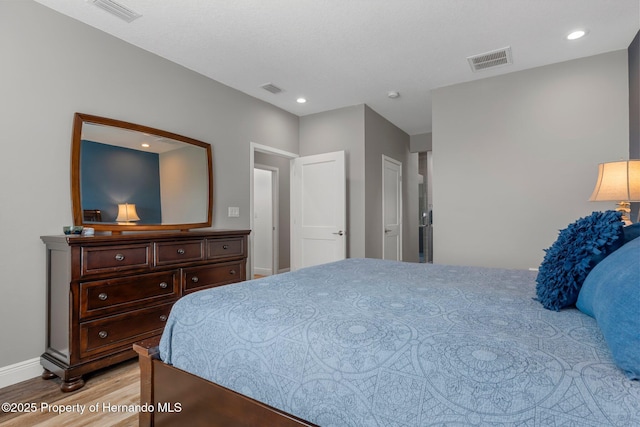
[41,229,251,245]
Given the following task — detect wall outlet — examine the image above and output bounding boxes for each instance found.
[228,207,240,217]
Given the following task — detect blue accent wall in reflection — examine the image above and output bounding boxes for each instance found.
[81,140,162,223]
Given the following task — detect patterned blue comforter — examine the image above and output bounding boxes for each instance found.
[159,258,639,426]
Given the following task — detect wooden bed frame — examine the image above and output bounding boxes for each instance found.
[134,338,318,427]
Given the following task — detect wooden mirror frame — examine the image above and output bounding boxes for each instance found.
[71,113,213,233]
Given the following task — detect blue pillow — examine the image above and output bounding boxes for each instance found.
[623,222,640,244]
[536,211,624,311]
[576,237,640,380]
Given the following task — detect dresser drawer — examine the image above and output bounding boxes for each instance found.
[207,237,245,260]
[82,244,150,276]
[155,240,204,265]
[79,303,172,358]
[183,261,245,293]
[79,271,179,320]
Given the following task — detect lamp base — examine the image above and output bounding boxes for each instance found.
[615,201,632,225]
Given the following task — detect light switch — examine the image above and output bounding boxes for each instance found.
[228,207,240,217]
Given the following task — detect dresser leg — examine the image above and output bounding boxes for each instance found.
[41,369,57,380]
[60,376,85,392]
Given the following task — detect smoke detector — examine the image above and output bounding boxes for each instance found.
[467,46,513,72]
[90,0,142,23]
[387,91,400,99]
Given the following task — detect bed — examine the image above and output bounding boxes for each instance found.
[135,244,640,426]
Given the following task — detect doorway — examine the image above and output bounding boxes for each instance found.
[418,151,433,263]
[250,144,347,276]
[250,143,297,279]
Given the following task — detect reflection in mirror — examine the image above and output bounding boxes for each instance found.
[71,113,213,233]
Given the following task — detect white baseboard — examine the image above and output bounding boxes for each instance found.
[0,358,42,389]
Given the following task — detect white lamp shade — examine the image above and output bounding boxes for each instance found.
[589,160,640,202]
[115,203,140,222]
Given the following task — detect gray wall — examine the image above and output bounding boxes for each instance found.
[254,152,291,271]
[410,133,433,153]
[0,1,298,369]
[432,50,629,269]
[364,106,417,262]
[299,105,367,258]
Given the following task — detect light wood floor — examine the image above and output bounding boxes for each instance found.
[0,360,139,427]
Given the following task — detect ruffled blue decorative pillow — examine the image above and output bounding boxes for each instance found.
[576,237,640,379]
[536,211,624,311]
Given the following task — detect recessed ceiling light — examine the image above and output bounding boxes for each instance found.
[296,97,307,104]
[567,30,587,40]
[141,143,150,148]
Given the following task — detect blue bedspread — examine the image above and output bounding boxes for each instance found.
[159,258,639,426]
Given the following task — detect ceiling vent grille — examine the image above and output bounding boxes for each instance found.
[91,0,142,23]
[260,83,283,94]
[467,46,513,72]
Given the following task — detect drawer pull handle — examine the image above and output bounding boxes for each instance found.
[114,253,125,261]
[160,315,168,322]
[177,248,185,255]
[191,276,199,283]
[98,331,108,339]
[229,269,236,275]
[159,282,168,289]
[223,244,229,250]
[98,293,108,301]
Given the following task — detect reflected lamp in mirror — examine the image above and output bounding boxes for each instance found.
[589,160,640,224]
[116,203,140,225]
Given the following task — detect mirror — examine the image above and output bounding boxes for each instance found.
[71,113,213,233]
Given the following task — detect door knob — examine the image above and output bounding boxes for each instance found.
[332,230,344,236]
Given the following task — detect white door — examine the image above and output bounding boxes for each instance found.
[383,155,402,261]
[253,167,274,276]
[291,151,346,270]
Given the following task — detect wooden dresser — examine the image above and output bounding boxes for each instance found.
[40,230,250,392]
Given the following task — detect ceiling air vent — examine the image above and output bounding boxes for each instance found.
[260,83,283,94]
[467,46,513,72]
[91,0,142,23]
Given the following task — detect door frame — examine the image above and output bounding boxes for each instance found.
[426,150,433,263]
[382,154,403,261]
[253,164,279,276]
[249,142,298,278]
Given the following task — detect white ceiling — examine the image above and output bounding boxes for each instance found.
[35,0,639,135]
[82,121,184,153]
